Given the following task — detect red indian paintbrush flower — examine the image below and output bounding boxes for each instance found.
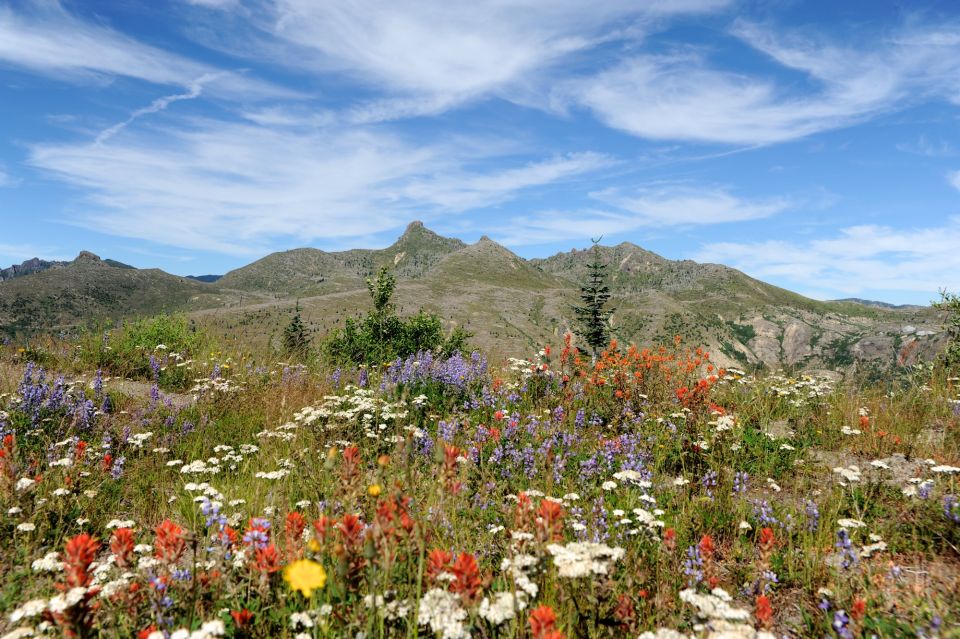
[154,519,186,563]
[450,552,483,604]
[755,594,773,628]
[110,527,135,568]
[536,499,565,542]
[529,605,564,639]
[64,533,100,588]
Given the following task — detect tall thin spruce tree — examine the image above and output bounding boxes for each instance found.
[573,239,614,358]
[282,300,310,356]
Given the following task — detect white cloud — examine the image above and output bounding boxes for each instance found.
[949,170,960,192]
[492,185,790,246]
[564,20,960,145]
[95,73,227,145]
[183,0,239,8]
[0,2,285,98]
[0,166,17,187]
[897,135,955,157]
[399,152,614,211]
[29,118,611,255]
[255,0,729,115]
[0,243,63,264]
[694,219,960,297]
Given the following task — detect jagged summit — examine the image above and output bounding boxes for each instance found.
[74,250,103,263]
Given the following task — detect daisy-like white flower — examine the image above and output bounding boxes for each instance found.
[547,542,625,578]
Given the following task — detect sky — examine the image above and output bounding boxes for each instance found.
[1,0,960,305]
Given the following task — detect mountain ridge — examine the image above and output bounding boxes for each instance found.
[0,224,944,370]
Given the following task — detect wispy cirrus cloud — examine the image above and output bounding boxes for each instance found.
[0,1,287,98]
[241,0,730,120]
[0,165,18,187]
[29,117,612,255]
[562,19,960,145]
[694,219,960,297]
[492,184,791,246]
[949,170,960,192]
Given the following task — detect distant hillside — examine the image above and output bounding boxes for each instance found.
[831,297,923,310]
[0,226,945,371]
[0,257,67,281]
[0,252,227,335]
[217,221,465,295]
[187,274,223,283]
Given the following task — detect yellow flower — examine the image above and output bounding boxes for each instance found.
[367,484,382,497]
[307,538,321,553]
[283,559,327,597]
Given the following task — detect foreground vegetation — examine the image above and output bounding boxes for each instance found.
[0,320,958,639]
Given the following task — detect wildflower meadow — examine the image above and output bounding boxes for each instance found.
[1,328,958,638]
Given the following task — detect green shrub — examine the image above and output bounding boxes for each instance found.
[323,267,470,365]
[77,314,207,389]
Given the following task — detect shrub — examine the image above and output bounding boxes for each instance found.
[77,314,206,389]
[323,267,470,365]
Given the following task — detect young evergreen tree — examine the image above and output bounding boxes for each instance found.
[934,289,960,372]
[573,240,614,357]
[282,301,310,357]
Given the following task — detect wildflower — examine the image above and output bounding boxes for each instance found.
[255,544,282,573]
[548,542,624,578]
[450,553,483,604]
[283,559,326,597]
[64,533,99,588]
[850,597,866,621]
[367,484,382,497]
[230,609,253,628]
[418,588,468,639]
[478,591,526,625]
[110,528,135,568]
[529,605,563,639]
[758,527,776,554]
[155,520,186,563]
[755,594,773,628]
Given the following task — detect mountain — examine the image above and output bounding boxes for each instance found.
[0,251,227,335]
[217,221,465,296]
[831,297,923,310]
[0,226,945,371]
[0,257,68,281]
[187,274,223,283]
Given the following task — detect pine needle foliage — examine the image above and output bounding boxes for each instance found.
[934,289,960,372]
[573,241,614,357]
[282,302,310,357]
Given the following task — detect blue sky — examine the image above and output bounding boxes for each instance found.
[2,0,960,304]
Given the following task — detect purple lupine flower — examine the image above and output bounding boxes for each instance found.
[836,529,858,569]
[92,369,104,402]
[733,471,749,495]
[684,545,704,587]
[805,500,820,531]
[701,470,719,501]
[437,420,457,443]
[110,456,126,479]
[752,499,779,527]
[944,495,960,523]
[832,610,853,639]
[358,367,368,388]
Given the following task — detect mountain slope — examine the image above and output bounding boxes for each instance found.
[217,221,465,296]
[0,257,68,281]
[0,252,226,334]
[0,226,945,370]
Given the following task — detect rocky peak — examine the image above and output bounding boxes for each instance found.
[76,250,101,261]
